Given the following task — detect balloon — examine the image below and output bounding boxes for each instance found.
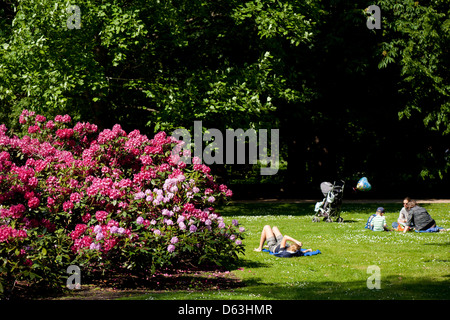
[356,177,372,191]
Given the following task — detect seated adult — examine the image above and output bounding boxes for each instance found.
[397,197,411,226]
[403,200,435,233]
[392,197,412,230]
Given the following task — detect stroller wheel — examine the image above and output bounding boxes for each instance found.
[312,216,320,223]
[325,217,333,223]
[336,217,344,223]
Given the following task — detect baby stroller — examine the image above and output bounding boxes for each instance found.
[313,180,345,223]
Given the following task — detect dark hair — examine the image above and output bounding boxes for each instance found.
[406,199,416,209]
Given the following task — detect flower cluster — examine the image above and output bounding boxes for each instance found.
[0,110,244,293]
[0,225,27,243]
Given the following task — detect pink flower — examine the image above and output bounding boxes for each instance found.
[28,197,40,209]
[28,176,38,188]
[70,192,82,203]
[24,259,33,266]
[70,224,87,240]
[93,225,102,234]
[192,156,202,164]
[140,155,153,165]
[162,209,173,217]
[95,211,108,222]
[47,197,55,207]
[134,192,145,200]
[9,204,26,219]
[82,213,91,223]
[201,165,211,174]
[63,201,74,212]
[118,201,129,209]
[56,128,74,139]
[45,121,55,130]
[2,110,238,272]
[0,226,27,242]
[35,115,46,123]
[90,243,101,250]
[28,125,40,134]
[55,114,71,123]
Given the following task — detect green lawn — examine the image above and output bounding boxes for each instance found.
[126,202,450,300]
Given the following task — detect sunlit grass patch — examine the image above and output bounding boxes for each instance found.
[124,202,450,300]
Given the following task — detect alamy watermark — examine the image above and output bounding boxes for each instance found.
[171,121,279,176]
[366,5,381,30]
[366,265,381,289]
[66,264,81,290]
[66,5,81,29]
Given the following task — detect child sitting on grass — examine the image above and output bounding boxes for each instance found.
[370,207,390,231]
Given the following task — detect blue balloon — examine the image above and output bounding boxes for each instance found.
[356,177,372,191]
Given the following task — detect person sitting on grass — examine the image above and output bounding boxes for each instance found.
[402,200,449,233]
[403,200,434,233]
[370,207,390,231]
[401,200,449,233]
[397,197,412,227]
[253,225,312,256]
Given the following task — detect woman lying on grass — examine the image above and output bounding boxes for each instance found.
[254,225,312,256]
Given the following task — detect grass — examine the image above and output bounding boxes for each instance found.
[123,202,450,300]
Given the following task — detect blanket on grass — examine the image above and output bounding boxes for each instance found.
[262,248,321,258]
[415,226,444,233]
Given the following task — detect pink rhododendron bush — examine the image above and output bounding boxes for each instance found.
[0,110,243,296]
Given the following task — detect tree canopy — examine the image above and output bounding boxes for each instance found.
[1,0,449,197]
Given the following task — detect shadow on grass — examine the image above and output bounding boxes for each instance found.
[236,258,270,269]
[219,202,406,218]
[219,203,316,217]
[238,275,450,300]
[423,242,450,247]
[6,260,269,300]
[115,274,450,300]
[341,220,358,223]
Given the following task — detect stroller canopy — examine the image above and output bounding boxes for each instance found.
[320,182,333,197]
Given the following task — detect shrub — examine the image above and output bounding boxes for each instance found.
[0,110,244,297]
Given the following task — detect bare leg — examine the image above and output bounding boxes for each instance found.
[272,226,282,238]
[254,225,275,252]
